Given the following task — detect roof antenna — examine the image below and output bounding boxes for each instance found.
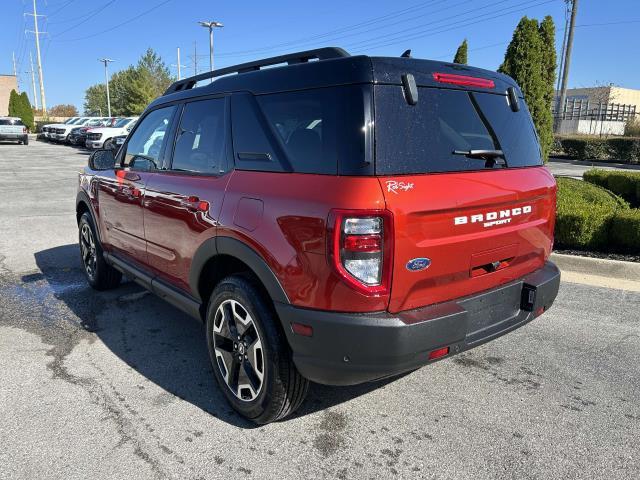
[401,49,412,58]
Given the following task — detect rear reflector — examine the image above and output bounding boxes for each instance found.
[428,346,450,360]
[291,322,313,337]
[433,72,495,89]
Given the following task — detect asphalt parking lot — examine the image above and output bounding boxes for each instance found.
[1,140,639,480]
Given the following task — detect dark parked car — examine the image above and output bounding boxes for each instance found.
[76,47,560,424]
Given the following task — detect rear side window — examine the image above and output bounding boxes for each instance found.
[0,119,24,126]
[171,98,227,174]
[374,86,542,175]
[232,86,369,175]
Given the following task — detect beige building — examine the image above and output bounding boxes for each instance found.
[559,85,640,117]
[0,74,18,116]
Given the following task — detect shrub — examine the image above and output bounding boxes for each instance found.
[555,136,640,163]
[583,169,640,206]
[607,138,640,164]
[609,209,640,253]
[554,177,628,249]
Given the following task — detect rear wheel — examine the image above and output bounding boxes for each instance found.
[206,275,309,424]
[79,212,122,290]
[22,136,29,145]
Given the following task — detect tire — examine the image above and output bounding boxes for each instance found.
[23,136,29,145]
[206,275,309,424]
[78,212,122,290]
[103,138,113,150]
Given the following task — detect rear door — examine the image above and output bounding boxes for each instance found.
[374,85,556,313]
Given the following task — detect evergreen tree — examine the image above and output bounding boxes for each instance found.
[453,39,468,64]
[537,15,556,160]
[19,92,35,131]
[8,89,20,118]
[499,17,553,161]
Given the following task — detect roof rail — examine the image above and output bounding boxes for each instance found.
[163,47,350,95]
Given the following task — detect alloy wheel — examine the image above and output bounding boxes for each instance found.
[212,299,265,402]
[80,223,97,280]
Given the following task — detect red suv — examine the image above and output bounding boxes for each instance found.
[77,48,560,423]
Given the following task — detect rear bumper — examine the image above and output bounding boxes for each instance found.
[276,261,560,386]
[0,133,27,141]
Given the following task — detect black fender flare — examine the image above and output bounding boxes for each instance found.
[189,236,290,305]
[76,190,103,244]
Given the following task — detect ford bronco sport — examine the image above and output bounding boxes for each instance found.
[76,47,560,424]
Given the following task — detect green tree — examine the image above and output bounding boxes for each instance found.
[453,39,468,64]
[499,16,555,161]
[19,92,35,131]
[8,89,20,118]
[8,90,34,131]
[83,48,173,116]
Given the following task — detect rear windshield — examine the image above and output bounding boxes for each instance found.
[0,119,24,126]
[374,86,542,175]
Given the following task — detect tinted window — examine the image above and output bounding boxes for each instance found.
[243,86,367,174]
[123,106,176,170]
[0,119,24,126]
[374,86,542,174]
[171,98,226,174]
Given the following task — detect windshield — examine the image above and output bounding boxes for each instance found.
[374,86,542,174]
[72,118,87,125]
[114,118,132,128]
[64,117,78,124]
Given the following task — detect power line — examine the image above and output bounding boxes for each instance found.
[347,0,554,52]
[53,0,174,42]
[50,0,118,38]
[215,0,456,58]
[47,0,77,18]
[48,0,116,25]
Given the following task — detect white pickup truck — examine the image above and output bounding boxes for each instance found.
[0,117,28,145]
[85,117,138,149]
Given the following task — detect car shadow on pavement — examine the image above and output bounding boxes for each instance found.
[32,244,399,428]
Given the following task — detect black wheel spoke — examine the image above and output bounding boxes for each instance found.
[228,357,241,392]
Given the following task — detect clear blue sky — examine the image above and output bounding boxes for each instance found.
[2,0,639,112]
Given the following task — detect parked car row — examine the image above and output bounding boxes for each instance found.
[41,116,137,150]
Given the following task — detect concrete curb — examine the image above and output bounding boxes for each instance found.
[550,252,640,282]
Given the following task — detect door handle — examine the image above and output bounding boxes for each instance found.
[181,196,210,213]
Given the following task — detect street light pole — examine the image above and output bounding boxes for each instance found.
[98,58,114,117]
[198,21,223,75]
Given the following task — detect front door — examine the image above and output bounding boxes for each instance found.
[98,105,177,267]
[144,97,232,293]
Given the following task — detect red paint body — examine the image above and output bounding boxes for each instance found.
[82,164,555,315]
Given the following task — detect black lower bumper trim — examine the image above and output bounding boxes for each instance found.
[276,261,560,386]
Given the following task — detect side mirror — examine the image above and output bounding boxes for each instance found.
[88,149,116,170]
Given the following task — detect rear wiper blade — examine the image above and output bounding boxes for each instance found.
[452,149,504,159]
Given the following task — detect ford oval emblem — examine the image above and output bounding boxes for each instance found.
[406,258,431,271]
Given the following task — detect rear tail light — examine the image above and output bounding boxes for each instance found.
[23,127,27,133]
[328,210,393,295]
[433,72,495,89]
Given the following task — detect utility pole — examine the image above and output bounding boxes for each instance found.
[98,58,114,117]
[556,0,579,128]
[177,47,182,80]
[28,51,39,111]
[12,51,17,77]
[193,41,198,76]
[26,0,47,113]
[198,21,223,75]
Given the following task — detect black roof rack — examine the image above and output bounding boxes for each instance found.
[164,47,350,95]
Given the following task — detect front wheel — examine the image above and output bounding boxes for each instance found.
[103,138,113,150]
[206,275,309,424]
[79,212,122,290]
